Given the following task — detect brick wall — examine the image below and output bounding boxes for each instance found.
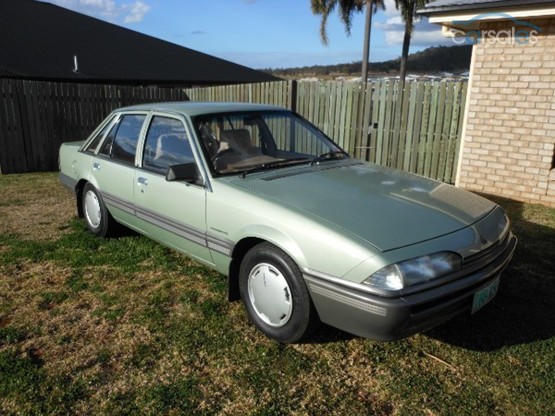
[457,18,555,207]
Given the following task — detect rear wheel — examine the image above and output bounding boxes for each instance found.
[82,183,115,237]
[239,243,319,343]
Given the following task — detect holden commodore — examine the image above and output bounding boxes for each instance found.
[59,102,517,343]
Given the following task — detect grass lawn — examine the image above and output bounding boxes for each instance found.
[1,172,554,415]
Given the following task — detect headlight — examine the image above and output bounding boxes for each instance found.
[363,252,462,291]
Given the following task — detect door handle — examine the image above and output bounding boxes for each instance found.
[93,162,100,171]
[137,177,148,186]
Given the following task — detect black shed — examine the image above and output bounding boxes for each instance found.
[0,0,279,173]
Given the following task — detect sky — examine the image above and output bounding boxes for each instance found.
[43,0,452,69]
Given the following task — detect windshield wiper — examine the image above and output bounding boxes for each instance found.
[310,151,348,165]
[241,158,310,178]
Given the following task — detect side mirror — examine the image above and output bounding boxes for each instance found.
[166,163,203,185]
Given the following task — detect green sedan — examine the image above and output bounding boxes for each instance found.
[59,102,517,343]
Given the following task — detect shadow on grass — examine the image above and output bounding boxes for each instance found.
[426,195,555,351]
[306,324,357,344]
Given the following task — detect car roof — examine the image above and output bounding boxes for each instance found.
[117,101,287,117]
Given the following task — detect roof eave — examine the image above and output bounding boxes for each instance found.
[418,0,555,17]
[418,1,555,30]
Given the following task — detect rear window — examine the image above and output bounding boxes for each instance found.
[99,114,146,165]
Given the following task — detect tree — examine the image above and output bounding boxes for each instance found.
[394,0,428,83]
[311,0,384,81]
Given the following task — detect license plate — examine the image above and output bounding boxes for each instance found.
[472,277,500,314]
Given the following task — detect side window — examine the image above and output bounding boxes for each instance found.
[84,116,115,154]
[99,114,146,164]
[142,116,194,175]
[98,120,118,157]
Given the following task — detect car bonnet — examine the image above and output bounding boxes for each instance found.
[227,161,496,252]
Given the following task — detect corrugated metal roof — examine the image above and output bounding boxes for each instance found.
[0,0,278,85]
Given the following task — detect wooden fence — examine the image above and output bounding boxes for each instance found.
[0,79,188,173]
[186,80,467,183]
[0,78,467,182]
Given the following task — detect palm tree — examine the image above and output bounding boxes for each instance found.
[395,0,428,83]
[311,0,384,82]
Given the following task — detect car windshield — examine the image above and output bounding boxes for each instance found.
[193,110,348,176]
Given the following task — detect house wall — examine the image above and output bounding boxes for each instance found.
[457,18,555,207]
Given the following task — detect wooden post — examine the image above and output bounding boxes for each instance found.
[288,80,297,113]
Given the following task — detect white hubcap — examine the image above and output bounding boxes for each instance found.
[84,190,101,229]
[248,263,293,328]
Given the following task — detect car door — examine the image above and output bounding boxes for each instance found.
[91,112,147,227]
[133,114,213,265]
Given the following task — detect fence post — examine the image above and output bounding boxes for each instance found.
[288,80,297,113]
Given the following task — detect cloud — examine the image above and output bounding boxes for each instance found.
[122,1,150,23]
[383,0,399,17]
[48,0,117,19]
[191,30,207,35]
[376,14,451,48]
[46,0,150,24]
[385,27,452,47]
[374,1,452,48]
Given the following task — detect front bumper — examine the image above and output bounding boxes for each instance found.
[304,232,517,341]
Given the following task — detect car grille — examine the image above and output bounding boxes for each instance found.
[463,231,510,269]
[410,278,487,316]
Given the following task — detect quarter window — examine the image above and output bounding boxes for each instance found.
[98,120,118,157]
[143,116,194,175]
[84,116,115,154]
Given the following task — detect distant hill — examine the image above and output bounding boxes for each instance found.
[265,45,472,79]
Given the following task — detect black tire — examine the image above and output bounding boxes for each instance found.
[81,183,115,237]
[239,243,320,343]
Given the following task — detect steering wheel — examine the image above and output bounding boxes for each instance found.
[211,147,237,169]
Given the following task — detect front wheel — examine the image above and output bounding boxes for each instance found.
[239,243,319,343]
[82,183,115,237]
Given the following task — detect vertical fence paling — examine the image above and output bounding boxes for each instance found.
[186,79,467,183]
[0,79,189,173]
